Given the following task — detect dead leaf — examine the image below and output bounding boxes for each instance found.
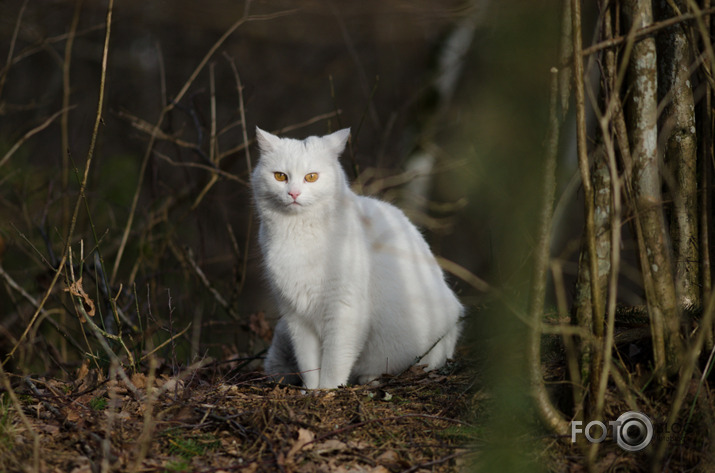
[369,467,391,473]
[64,277,96,320]
[239,463,258,473]
[76,359,90,382]
[407,364,428,376]
[314,439,348,455]
[65,406,82,424]
[157,374,184,394]
[376,450,400,465]
[131,373,147,389]
[287,428,315,459]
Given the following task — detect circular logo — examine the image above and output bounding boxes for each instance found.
[614,411,653,452]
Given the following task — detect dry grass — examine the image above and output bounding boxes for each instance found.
[0,363,477,473]
[3,2,715,472]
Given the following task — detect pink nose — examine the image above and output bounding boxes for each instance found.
[288,189,301,200]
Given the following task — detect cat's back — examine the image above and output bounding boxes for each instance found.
[353,194,432,257]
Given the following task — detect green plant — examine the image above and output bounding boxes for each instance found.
[164,429,221,460]
[89,396,107,411]
[0,393,15,450]
[162,458,190,472]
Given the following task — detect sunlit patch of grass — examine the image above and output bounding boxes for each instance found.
[89,395,108,411]
[164,428,221,460]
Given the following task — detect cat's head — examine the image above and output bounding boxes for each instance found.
[251,127,351,215]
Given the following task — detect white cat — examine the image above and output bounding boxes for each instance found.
[252,127,463,389]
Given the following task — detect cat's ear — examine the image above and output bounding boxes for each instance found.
[323,128,351,156]
[256,127,282,153]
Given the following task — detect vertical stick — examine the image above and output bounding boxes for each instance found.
[4,0,114,364]
[527,67,569,437]
[572,0,605,401]
[111,11,252,284]
[698,0,714,348]
[62,0,83,235]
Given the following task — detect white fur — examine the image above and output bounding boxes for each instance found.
[253,127,462,389]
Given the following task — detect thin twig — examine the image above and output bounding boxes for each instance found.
[223,53,252,175]
[128,357,157,473]
[306,413,470,448]
[62,0,83,234]
[4,0,113,364]
[527,67,569,437]
[0,362,39,473]
[586,3,624,430]
[0,0,28,100]
[0,106,76,170]
[141,323,191,362]
[652,288,715,468]
[111,7,294,282]
[580,6,715,57]
[217,110,342,161]
[434,256,490,292]
[115,109,207,155]
[190,62,220,210]
[399,451,470,473]
[573,0,605,346]
[153,150,248,185]
[183,247,241,321]
[0,23,105,80]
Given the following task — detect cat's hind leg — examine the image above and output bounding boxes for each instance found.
[419,322,460,371]
[264,318,302,386]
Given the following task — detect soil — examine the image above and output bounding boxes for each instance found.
[0,362,477,473]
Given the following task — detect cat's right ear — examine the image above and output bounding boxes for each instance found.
[256,127,281,153]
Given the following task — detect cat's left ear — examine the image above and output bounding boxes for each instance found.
[324,128,351,156]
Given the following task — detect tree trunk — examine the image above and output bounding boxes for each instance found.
[399,11,479,218]
[573,142,611,410]
[656,0,700,309]
[623,0,681,376]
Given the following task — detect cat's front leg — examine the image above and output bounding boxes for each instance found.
[318,310,368,389]
[288,321,322,389]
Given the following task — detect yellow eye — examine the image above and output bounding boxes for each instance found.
[304,173,319,183]
[274,172,287,182]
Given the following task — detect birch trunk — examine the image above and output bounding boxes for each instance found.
[623,0,681,375]
[656,0,700,309]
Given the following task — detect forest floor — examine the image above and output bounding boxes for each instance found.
[0,361,479,473]
[1,343,713,472]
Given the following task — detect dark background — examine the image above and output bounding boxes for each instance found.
[0,0,566,374]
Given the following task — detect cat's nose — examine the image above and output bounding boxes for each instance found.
[288,189,301,200]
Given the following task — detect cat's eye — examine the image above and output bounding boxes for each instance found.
[304,173,319,183]
[274,172,287,182]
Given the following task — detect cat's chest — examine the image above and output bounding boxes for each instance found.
[260,222,335,307]
[264,234,326,275]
